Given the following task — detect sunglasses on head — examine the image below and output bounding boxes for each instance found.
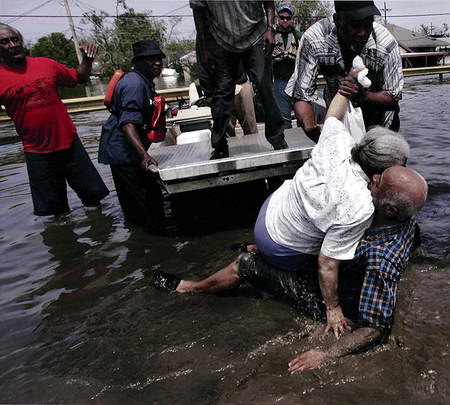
[279,16,292,21]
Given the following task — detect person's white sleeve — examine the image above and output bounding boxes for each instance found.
[318,116,349,143]
[321,215,373,260]
[383,42,403,101]
[290,35,319,103]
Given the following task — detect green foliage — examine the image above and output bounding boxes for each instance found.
[30,32,78,67]
[275,1,333,33]
[82,8,167,77]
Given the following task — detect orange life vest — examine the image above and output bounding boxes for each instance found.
[103,69,166,143]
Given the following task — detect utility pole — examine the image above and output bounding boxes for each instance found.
[116,0,128,16]
[380,2,392,25]
[63,0,83,64]
[63,0,91,96]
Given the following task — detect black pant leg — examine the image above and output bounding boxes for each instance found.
[243,40,285,146]
[110,164,165,233]
[64,137,109,205]
[208,36,240,150]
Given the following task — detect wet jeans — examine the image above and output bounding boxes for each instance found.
[274,79,293,129]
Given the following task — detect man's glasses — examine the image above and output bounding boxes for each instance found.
[278,16,292,21]
[0,36,20,45]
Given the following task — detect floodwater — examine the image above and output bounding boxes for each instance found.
[1,77,449,404]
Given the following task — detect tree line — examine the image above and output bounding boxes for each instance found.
[30,1,448,79]
[28,7,194,78]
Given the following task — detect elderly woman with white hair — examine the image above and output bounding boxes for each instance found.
[252,83,410,338]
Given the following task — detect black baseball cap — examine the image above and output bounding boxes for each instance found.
[132,39,166,62]
[334,1,381,20]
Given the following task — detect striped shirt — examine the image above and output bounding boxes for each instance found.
[291,17,403,128]
[190,0,267,52]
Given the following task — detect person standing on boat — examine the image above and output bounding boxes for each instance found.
[190,0,288,159]
[272,4,300,129]
[288,0,403,141]
[98,39,165,233]
[193,59,258,136]
[0,24,109,218]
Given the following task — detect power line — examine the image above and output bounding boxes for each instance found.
[3,0,55,24]
[1,12,450,19]
[380,2,392,25]
[0,14,192,18]
[165,4,190,15]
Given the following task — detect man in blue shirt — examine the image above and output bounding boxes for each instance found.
[98,40,164,232]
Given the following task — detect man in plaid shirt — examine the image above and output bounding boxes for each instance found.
[286,169,427,372]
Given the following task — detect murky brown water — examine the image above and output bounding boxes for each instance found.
[0,77,449,404]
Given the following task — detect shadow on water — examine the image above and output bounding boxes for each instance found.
[0,78,449,404]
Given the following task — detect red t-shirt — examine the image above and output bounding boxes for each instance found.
[0,57,78,153]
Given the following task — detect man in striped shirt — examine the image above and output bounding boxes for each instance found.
[190,0,288,159]
[290,1,403,141]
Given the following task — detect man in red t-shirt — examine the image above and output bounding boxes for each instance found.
[0,24,108,217]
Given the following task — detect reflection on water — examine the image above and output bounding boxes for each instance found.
[0,78,449,404]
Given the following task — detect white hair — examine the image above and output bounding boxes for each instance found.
[0,24,23,41]
[351,126,410,176]
[377,189,419,221]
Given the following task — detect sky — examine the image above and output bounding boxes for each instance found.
[0,0,449,43]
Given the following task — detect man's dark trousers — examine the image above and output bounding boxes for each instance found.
[208,36,285,151]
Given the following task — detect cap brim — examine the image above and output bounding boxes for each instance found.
[132,51,166,62]
[340,5,381,20]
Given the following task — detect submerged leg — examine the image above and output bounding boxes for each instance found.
[154,256,243,294]
[177,257,242,293]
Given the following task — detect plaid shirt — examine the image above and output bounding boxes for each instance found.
[291,17,403,128]
[295,218,416,331]
[352,218,416,332]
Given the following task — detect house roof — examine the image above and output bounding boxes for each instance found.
[384,23,449,49]
[436,37,450,45]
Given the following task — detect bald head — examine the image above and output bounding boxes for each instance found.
[372,166,428,222]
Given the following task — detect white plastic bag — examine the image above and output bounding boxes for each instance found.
[341,56,369,142]
[343,102,365,143]
[188,82,200,106]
